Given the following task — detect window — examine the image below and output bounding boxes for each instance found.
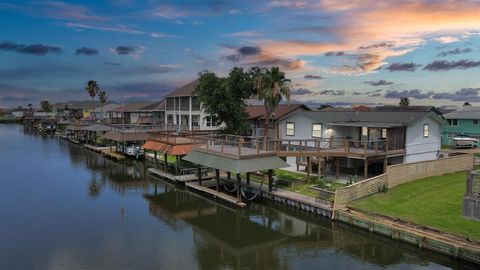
[167,114,173,124]
[191,96,200,111]
[423,124,429,137]
[192,115,200,127]
[286,122,295,136]
[205,116,218,127]
[474,119,479,125]
[361,127,368,136]
[312,124,322,138]
[166,98,174,110]
[180,97,190,111]
[381,128,387,138]
[448,119,458,126]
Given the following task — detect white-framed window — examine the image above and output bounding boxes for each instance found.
[423,124,429,138]
[448,119,458,126]
[361,127,368,136]
[381,128,387,138]
[192,115,200,127]
[473,119,479,125]
[286,122,295,136]
[205,116,218,127]
[312,123,322,138]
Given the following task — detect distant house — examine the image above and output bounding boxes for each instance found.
[164,80,219,131]
[245,104,311,138]
[107,101,164,125]
[53,100,105,119]
[90,103,121,121]
[11,111,24,118]
[277,110,446,175]
[442,106,480,146]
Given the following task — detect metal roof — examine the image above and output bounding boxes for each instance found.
[443,106,480,119]
[182,150,288,173]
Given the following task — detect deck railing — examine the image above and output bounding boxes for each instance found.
[109,124,178,133]
[192,135,404,158]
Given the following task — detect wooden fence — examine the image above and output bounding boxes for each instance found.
[332,154,474,214]
[333,173,388,212]
[387,154,474,188]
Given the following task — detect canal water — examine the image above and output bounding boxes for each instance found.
[0,124,475,270]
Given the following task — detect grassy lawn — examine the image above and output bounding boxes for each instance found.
[350,171,480,240]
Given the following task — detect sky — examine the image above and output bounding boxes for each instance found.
[0,0,480,108]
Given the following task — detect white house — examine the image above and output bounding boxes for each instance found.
[276,110,446,178]
[164,80,219,131]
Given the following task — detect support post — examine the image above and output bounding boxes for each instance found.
[318,156,321,180]
[335,158,340,179]
[154,151,157,163]
[383,157,388,174]
[268,169,273,192]
[227,172,231,179]
[175,155,179,175]
[246,172,250,186]
[236,173,241,203]
[306,156,311,183]
[216,169,220,192]
[197,165,202,186]
[364,158,368,178]
[164,153,168,170]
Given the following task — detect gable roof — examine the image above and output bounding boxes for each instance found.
[165,80,199,97]
[281,110,446,127]
[246,104,310,120]
[443,106,480,119]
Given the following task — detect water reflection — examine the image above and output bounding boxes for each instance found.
[1,125,476,270]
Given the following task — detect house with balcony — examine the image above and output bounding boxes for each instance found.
[164,80,220,131]
[107,101,164,125]
[245,104,310,138]
[276,110,446,179]
[441,106,480,146]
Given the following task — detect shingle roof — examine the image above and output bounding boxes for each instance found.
[246,104,310,120]
[92,103,121,113]
[165,80,199,97]
[443,106,480,119]
[110,102,157,112]
[282,111,446,126]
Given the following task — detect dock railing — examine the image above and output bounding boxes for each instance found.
[192,135,274,159]
[109,124,178,133]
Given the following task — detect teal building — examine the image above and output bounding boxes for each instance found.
[442,106,480,146]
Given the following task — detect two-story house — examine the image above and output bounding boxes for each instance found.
[164,80,219,131]
[442,106,480,146]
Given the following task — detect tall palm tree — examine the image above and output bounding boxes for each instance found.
[254,66,291,138]
[85,80,99,100]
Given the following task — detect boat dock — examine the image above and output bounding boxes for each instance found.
[147,167,215,183]
[101,149,126,161]
[85,144,110,153]
[186,180,247,208]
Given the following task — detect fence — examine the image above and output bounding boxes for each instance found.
[387,154,474,188]
[333,174,388,212]
[332,154,474,213]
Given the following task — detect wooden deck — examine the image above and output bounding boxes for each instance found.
[148,168,215,183]
[219,176,332,212]
[101,149,126,161]
[85,144,110,153]
[186,180,247,208]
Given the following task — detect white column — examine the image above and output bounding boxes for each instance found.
[189,96,192,130]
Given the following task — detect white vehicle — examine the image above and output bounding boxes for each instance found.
[453,134,479,149]
[123,144,145,158]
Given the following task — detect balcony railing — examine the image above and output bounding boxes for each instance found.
[192,135,404,159]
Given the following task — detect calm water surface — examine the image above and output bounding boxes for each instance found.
[0,124,475,270]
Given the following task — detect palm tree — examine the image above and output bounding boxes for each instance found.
[85,80,99,100]
[254,66,291,138]
[399,97,410,107]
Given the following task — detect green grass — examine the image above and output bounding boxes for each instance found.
[350,171,480,240]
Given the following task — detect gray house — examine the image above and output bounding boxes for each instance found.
[277,110,446,178]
